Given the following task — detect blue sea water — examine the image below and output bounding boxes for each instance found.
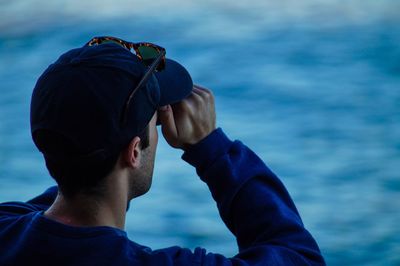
[0,1,399,265]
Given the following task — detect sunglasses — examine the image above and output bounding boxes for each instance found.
[85,36,166,126]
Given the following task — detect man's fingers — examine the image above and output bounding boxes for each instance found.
[193,84,209,91]
[188,89,202,102]
[194,84,213,95]
[158,105,178,146]
[193,85,214,102]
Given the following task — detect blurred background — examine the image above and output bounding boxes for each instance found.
[0,0,399,265]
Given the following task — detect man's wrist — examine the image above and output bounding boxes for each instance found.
[182,128,233,175]
[181,127,216,152]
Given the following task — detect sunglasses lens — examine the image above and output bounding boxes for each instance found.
[92,38,129,50]
[99,39,118,45]
[88,38,165,70]
[138,46,160,65]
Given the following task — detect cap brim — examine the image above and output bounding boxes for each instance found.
[155,58,193,106]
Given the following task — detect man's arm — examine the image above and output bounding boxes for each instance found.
[26,186,58,209]
[158,85,325,265]
[182,128,324,265]
[0,186,57,216]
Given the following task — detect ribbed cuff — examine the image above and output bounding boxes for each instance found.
[181,128,233,175]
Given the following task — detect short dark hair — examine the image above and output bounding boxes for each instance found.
[34,125,150,198]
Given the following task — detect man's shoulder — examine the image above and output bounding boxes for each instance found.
[128,243,207,265]
[0,208,206,265]
[0,200,40,218]
[0,220,207,266]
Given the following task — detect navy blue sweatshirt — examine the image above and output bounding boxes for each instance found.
[0,129,325,265]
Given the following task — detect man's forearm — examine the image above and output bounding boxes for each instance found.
[26,186,58,210]
[0,186,57,217]
[183,128,325,265]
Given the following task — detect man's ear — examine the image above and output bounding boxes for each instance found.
[121,136,142,169]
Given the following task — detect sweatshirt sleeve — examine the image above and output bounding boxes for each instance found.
[0,186,58,217]
[26,186,58,209]
[182,128,325,265]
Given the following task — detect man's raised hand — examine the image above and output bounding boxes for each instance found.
[158,84,216,150]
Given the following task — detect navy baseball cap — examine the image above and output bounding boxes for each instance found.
[30,43,192,164]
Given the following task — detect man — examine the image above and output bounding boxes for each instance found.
[0,36,325,265]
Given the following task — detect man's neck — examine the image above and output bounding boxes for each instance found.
[44,175,129,230]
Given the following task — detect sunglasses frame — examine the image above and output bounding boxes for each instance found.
[122,49,166,126]
[85,36,166,71]
[85,36,167,127]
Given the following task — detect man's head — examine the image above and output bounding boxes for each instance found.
[30,39,192,199]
